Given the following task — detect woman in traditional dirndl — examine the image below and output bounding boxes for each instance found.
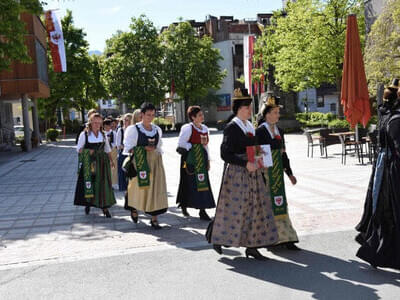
[123,103,168,229]
[74,113,116,217]
[104,118,118,188]
[116,113,133,191]
[176,106,216,220]
[256,96,300,250]
[210,89,278,260]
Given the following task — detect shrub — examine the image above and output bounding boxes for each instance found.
[328,119,350,129]
[296,112,336,128]
[46,128,59,141]
[153,117,172,126]
[367,115,378,126]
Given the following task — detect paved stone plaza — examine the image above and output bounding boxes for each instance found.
[0,130,399,299]
[0,131,371,267]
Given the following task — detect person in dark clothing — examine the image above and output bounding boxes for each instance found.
[356,79,400,269]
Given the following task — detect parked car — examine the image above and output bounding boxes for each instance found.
[14,125,32,139]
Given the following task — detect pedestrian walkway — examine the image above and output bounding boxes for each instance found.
[0,133,372,269]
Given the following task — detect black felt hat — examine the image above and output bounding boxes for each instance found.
[388,78,400,89]
[232,88,252,101]
[265,95,282,109]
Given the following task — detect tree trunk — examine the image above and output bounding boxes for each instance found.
[81,109,85,124]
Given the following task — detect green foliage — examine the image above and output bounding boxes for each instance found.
[46,128,59,141]
[265,0,364,100]
[63,119,82,134]
[38,11,101,123]
[253,14,279,86]
[368,115,378,126]
[295,112,335,127]
[161,21,226,106]
[103,16,166,107]
[153,117,172,126]
[328,119,350,129]
[0,0,43,71]
[365,0,400,95]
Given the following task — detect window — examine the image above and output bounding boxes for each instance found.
[330,103,336,112]
[317,96,324,107]
[35,40,48,84]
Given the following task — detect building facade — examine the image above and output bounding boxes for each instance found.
[163,13,300,124]
[0,13,49,151]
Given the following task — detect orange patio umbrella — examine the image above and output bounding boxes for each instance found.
[341,14,371,128]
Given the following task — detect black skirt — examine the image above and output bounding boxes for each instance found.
[176,156,216,209]
[356,153,400,269]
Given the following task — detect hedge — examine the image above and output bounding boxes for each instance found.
[46,128,59,141]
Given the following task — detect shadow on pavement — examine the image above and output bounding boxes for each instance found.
[273,249,400,286]
[219,248,400,300]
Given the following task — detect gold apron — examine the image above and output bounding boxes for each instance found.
[127,150,168,212]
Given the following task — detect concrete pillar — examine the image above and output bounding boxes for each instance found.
[31,97,41,144]
[21,94,32,151]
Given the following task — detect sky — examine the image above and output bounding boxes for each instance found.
[43,0,283,52]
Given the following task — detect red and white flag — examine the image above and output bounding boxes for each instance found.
[45,10,66,72]
[243,35,255,96]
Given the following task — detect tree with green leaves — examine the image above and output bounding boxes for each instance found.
[252,15,279,93]
[161,21,226,117]
[266,0,364,114]
[38,10,102,126]
[365,0,400,95]
[0,0,43,72]
[102,16,166,108]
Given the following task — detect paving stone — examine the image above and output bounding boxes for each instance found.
[0,134,372,267]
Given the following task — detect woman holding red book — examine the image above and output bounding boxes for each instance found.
[256,96,300,250]
[209,88,278,260]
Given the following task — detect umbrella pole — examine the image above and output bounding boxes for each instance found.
[355,124,359,142]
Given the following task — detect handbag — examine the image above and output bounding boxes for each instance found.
[122,155,137,179]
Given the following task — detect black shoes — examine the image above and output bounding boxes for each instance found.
[103,209,111,218]
[150,219,162,230]
[85,206,90,215]
[131,209,138,223]
[286,242,301,251]
[181,206,190,217]
[245,248,269,261]
[213,244,222,255]
[199,209,212,221]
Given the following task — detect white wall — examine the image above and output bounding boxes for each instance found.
[297,88,338,114]
[211,40,235,122]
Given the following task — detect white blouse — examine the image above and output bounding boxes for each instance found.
[262,122,281,139]
[123,122,163,155]
[232,117,255,135]
[116,127,124,149]
[105,130,117,148]
[177,123,210,160]
[76,131,111,153]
